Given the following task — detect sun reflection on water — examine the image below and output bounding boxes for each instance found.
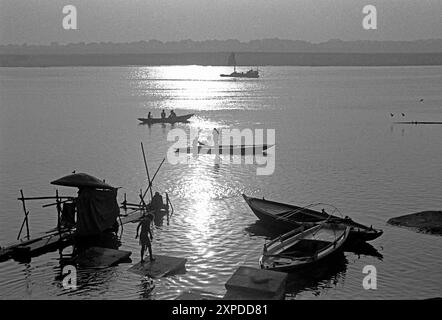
[128,66,257,111]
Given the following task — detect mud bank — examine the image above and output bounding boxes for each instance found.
[388,211,442,235]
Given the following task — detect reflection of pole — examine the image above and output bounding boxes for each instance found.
[141,142,154,201]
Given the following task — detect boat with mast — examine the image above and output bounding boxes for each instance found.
[220,53,259,78]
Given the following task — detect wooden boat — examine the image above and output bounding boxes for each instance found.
[259,223,350,271]
[242,194,383,242]
[175,144,270,155]
[138,114,194,124]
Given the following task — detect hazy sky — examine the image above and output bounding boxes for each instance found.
[0,0,441,45]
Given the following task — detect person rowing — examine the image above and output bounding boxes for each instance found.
[169,110,176,118]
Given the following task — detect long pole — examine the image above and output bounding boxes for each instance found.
[141,157,165,200]
[141,142,154,200]
[17,189,30,240]
[17,196,74,201]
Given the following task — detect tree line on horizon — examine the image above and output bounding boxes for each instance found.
[1,38,442,55]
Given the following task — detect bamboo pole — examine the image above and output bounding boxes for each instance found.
[141,142,154,200]
[138,190,148,216]
[17,196,74,201]
[42,198,72,208]
[141,157,166,201]
[55,190,61,229]
[17,189,30,240]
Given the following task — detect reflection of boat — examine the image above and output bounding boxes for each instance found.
[259,223,350,271]
[138,114,194,124]
[175,144,270,155]
[242,194,383,242]
[220,53,259,78]
[285,252,348,298]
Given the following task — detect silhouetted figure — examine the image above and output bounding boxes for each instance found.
[420,98,424,102]
[401,113,405,117]
[390,113,394,117]
[151,192,164,214]
[169,110,176,118]
[161,109,166,119]
[136,213,155,262]
[147,112,152,119]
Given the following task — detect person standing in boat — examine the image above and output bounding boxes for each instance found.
[135,213,155,262]
[147,112,152,119]
[161,109,166,119]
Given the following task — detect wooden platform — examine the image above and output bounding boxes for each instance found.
[128,255,187,278]
[1,227,74,261]
[74,247,132,269]
[223,267,288,300]
[120,208,168,225]
[120,210,146,224]
[10,231,74,260]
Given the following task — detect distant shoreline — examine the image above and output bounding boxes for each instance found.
[1,52,442,67]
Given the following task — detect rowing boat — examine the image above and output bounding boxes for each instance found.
[175,144,270,155]
[138,114,194,124]
[259,223,350,271]
[242,194,383,242]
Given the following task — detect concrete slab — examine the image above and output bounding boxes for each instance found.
[128,255,187,278]
[75,247,132,269]
[224,267,287,299]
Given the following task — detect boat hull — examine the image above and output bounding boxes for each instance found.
[138,114,194,124]
[175,144,270,155]
[243,194,383,242]
[259,223,350,271]
[220,73,259,78]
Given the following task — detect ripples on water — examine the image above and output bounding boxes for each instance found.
[0,66,441,299]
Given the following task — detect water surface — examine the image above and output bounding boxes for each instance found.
[0,66,441,299]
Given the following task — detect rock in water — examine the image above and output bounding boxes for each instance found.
[387,211,442,235]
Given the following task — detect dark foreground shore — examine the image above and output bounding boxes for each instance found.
[1,52,442,67]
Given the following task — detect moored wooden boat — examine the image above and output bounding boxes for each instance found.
[259,223,350,271]
[242,194,383,242]
[138,114,194,124]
